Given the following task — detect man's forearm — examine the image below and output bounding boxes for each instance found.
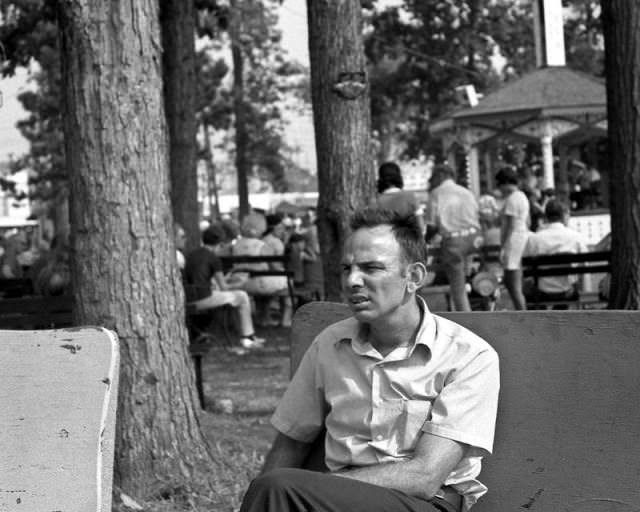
[336,458,439,500]
[260,433,313,475]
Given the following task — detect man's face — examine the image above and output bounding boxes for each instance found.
[341,225,411,324]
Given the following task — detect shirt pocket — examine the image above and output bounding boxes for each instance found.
[401,399,433,451]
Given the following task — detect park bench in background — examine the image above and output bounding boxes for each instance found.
[291,302,640,512]
[0,327,120,511]
[221,254,312,308]
[522,250,611,309]
[0,277,34,298]
[0,294,73,328]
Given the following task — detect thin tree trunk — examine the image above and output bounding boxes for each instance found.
[161,0,200,252]
[230,0,250,219]
[601,1,640,309]
[57,0,216,499]
[307,0,375,301]
[202,122,221,219]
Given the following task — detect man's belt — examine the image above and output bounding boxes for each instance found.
[432,485,462,512]
[443,227,478,239]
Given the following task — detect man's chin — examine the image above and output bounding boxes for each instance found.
[349,306,377,322]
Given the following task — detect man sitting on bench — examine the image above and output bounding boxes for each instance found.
[523,199,589,307]
[184,224,265,352]
[240,208,500,512]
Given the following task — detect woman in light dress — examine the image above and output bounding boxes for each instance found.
[496,167,530,310]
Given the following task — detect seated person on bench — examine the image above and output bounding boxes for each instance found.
[240,208,500,512]
[523,199,589,306]
[184,224,265,351]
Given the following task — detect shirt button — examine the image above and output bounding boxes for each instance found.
[376,435,384,441]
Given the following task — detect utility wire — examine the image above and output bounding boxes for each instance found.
[280,3,483,78]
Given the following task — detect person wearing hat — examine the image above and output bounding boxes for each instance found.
[184,223,265,352]
[425,163,482,312]
[377,162,426,235]
[495,166,530,310]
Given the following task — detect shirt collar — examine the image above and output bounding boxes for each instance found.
[382,186,402,194]
[336,296,436,359]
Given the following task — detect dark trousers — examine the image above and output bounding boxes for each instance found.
[240,468,452,512]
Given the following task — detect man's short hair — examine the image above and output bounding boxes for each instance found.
[349,208,428,265]
[544,199,568,223]
[431,163,456,180]
[377,162,403,193]
[202,223,227,246]
[495,166,519,185]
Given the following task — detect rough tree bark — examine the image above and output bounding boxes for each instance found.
[307,0,375,301]
[57,0,216,499]
[161,0,200,251]
[601,2,640,309]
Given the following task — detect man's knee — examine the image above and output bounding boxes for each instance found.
[230,290,251,308]
[248,468,309,494]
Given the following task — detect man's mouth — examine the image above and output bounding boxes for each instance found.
[349,296,369,308]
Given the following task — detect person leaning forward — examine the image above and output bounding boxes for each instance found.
[239,208,500,512]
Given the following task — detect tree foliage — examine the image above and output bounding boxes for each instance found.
[365,0,604,161]
[1,0,66,220]
[196,0,308,205]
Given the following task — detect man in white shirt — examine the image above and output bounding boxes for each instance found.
[425,164,482,311]
[524,199,589,302]
[239,209,499,512]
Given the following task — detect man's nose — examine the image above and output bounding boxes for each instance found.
[344,268,364,288]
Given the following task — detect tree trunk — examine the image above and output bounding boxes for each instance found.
[230,0,250,219]
[307,0,375,301]
[161,0,200,252]
[57,0,216,499]
[601,1,640,309]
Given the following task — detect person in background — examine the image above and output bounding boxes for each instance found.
[233,212,291,327]
[184,224,265,353]
[425,163,482,311]
[262,213,293,327]
[174,223,187,273]
[1,231,28,278]
[495,166,530,310]
[239,208,499,512]
[523,199,588,306]
[377,161,426,234]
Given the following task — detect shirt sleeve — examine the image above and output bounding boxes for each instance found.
[271,339,328,443]
[422,347,500,456]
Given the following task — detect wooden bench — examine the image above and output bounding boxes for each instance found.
[0,294,74,328]
[0,277,34,298]
[0,327,120,511]
[221,254,298,306]
[522,250,611,309]
[290,302,640,512]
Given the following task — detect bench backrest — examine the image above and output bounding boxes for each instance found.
[290,302,640,512]
[522,250,611,278]
[0,327,120,512]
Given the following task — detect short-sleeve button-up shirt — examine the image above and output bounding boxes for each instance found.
[271,298,500,511]
[426,179,481,236]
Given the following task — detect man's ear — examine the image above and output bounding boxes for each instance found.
[406,262,428,293]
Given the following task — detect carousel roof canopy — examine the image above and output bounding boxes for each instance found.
[452,66,606,123]
[430,66,607,146]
